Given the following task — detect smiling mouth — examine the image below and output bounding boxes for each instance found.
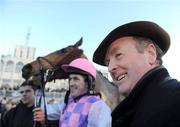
[114,73,127,81]
[70,87,78,93]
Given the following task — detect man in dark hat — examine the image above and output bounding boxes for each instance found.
[93,21,180,127]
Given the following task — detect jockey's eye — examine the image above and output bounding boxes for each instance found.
[69,76,79,82]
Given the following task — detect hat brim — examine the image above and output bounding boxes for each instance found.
[93,21,170,66]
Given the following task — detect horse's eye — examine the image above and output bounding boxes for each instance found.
[60,48,66,53]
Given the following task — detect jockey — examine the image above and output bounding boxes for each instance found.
[33,58,111,127]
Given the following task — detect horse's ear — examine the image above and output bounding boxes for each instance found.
[74,37,83,47]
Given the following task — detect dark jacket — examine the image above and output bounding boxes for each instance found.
[112,66,180,127]
[1,102,34,127]
[1,102,59,127]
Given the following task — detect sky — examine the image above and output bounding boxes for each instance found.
[0,0,180,80]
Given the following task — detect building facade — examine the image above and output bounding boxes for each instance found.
[0,45,35,89]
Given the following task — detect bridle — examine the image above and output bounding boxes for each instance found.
[36,56,59,83]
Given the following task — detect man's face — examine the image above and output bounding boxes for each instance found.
[69,74,88,98]
[19,85,35,107]
[105,36,156,95]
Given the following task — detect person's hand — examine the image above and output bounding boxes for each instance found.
[33,107,45,125]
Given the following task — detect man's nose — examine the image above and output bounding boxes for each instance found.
[108,59,118,73]
[69,80,75,86]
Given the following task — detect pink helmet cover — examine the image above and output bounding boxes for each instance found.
[61,58,96,80]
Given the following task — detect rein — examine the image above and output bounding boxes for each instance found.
[33,56,57,127]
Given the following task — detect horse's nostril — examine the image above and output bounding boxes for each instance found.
[22,64,32,71]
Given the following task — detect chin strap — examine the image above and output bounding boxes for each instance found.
[64,90,70,105]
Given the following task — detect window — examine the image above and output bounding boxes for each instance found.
[5,61,14,72]
[0,60,4,71]
[15,62,24,73]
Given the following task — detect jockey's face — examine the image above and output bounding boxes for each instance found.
[19,85,35,107]
[69,74,88,98]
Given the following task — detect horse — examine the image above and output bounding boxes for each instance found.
[22,38,120,110]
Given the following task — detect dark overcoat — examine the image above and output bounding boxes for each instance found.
[112,66,180,127]
[1,102,34,127]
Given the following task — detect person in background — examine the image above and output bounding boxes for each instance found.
[2,99,14,115]
[93,21,180,127]
[34,58,112,127]
[0,97,7,116]
[1,81,37,127]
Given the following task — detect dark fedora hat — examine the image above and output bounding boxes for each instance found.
[93,21,170,66]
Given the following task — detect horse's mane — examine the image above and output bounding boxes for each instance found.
[97,71,114,85]
[95,70,120,110]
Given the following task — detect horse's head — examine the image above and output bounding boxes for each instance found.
[22,38,121,110]
[22,37,86,84]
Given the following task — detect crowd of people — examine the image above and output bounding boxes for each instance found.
[0,20,180,127]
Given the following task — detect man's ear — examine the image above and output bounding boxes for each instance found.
[145,43,157,66]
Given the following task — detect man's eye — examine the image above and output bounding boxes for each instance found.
[20,90,31,94]
[20,91,24,94]
[116,53,122,59]
[73,77,79,80]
